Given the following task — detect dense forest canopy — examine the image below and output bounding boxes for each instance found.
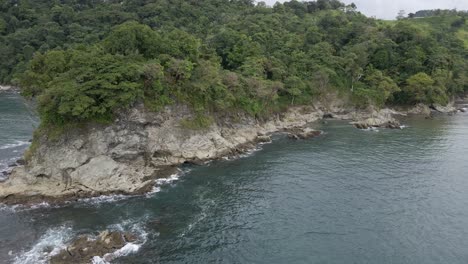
[410,9,467,18]
[0,0,467,127]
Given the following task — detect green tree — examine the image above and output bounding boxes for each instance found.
[103,21,160,58]
[404,72,434,103]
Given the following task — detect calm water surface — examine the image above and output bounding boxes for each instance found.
[0,92,37,180]
[1,92,468,264]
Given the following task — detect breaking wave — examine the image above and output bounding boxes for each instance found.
[0,140,30,150]
[12,218,149,264]
[12,226,74,264]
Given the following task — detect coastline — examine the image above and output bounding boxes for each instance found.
[0,100,455,206]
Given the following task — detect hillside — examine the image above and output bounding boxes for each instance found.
[0,0,467,130]
[407,13,468,48]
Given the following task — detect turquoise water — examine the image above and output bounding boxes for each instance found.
[0,92,38,180]
[1,92,468,264]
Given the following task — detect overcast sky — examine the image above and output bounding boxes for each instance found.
[263,0,468,20]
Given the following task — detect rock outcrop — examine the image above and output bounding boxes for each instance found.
[287,127,322,140]
[3,98,447,205]
[431,103,457,114]
[351,109,402,129]
[50,230,137,264]
[405,103,432,116]
[0,104,329,204]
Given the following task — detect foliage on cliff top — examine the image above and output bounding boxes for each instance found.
[0,0,466,126]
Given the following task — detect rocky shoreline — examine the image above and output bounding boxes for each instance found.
[0,100,456,206]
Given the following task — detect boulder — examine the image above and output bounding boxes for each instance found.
[431,103,457,114]
[353,123,368,129]
[256,135,272,143]
[385,120,402,129]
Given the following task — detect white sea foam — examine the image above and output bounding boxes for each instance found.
[109,218,149,243]
[362,127,379,132]
[0,201,55,213]
[155,171,182,185]
[92,243,142,263]
[0,140,30,150]
[13,218,149,264]
[29,202,52,210]
[0,204,17,212]
[92,256,109,264]
[238,146,263,158]
[96,219,149,262]
[13,226,74,264]
[76,194,134,205]
[145,186,161,197]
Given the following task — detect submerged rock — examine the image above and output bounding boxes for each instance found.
[50,231,133,264]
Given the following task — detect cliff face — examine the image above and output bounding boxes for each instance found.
[0,99,437,205]
[0,103,339,204]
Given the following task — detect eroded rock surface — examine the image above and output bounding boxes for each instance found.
[352,109,402,129]
[432,103,457,114]
[1,104,329,204]
[50,230,136,264]
[287,127,322,140]
[2,97,442,204]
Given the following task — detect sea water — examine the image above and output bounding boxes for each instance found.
[1,92,468,264]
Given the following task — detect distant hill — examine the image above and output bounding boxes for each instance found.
[406,11,468,48]
[410,9,467,18]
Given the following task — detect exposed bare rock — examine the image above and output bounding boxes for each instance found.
[432,103,457,114]
[3,99,438,204]
[0,105,326,204]
[405,103,432,116]
[351,109,402,130]
[287,127,322,140]
[50,231,133,264]
[256,135,272,143]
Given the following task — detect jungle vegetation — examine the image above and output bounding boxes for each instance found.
[0,0,466,126]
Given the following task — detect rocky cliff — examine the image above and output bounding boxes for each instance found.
[0,100,431,205]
